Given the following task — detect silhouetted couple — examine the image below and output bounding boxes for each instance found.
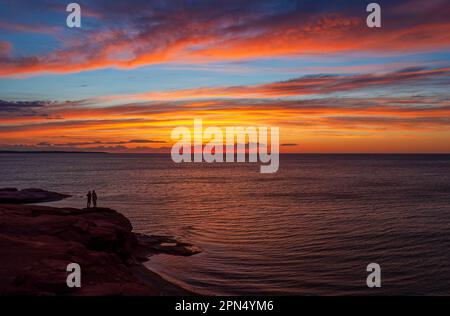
[86,190,97,208]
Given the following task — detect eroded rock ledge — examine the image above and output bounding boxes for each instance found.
[0,204,200,295]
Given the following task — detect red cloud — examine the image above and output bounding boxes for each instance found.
[0,41,12,57]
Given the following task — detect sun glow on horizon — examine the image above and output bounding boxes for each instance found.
[1,1,450,153]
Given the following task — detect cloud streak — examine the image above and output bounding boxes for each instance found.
[102,67,450,101]
[1,0,450,76]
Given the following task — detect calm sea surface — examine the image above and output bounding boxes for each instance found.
[1,153,450,295]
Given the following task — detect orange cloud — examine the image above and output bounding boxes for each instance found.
[2,2,450,77]
[2,94,450,153]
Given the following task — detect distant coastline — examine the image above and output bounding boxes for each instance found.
[1,151,449,155]
[0,150,108,154]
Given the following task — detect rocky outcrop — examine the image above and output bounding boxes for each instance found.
[0,188,71,204]
[0,204,200,295]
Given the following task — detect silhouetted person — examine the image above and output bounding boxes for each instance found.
[86,191,92,208]
[92,190,97,208]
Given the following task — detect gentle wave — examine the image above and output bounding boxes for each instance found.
[1,153,450,295]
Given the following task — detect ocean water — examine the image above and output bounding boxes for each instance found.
[1,153,450,295]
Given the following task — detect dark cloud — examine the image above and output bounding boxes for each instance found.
[326,116,450,127]
[0,100,57,118]
[0,143,170,153]
[36,142,51,146]
[128,139,165,143]
[0,118,146,132]
[251,67,450,96]
[42,139,166,147]
[0,100,52,112]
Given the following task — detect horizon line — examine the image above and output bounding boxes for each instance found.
[2,151,450,155]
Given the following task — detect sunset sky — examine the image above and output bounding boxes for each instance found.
[1,0,450,153]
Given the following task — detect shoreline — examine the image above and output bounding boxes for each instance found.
[0,188,201,295]
[131,264,197,296]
